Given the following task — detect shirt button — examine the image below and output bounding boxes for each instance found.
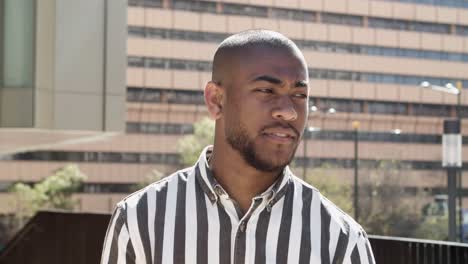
[239,221,246,232]
[214,185,224,196]
[268,191,275,199]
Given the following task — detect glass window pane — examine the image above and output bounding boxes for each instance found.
[2,0,35,87]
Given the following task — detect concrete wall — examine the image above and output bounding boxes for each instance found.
[52,0,127,131]
[2,0,127,131]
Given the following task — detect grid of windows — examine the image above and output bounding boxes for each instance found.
[128,0,468,36]
[126,122,194,134]
[125,121,446,144]
[294,157,450,170]
[81,183,136,194]
[127,87,205,104]
[223,3,268,17]
[412,104,452,117]
[383,0,468,9]
[2,181,463,195]
[0,181,137,194]
[172,0,217,13]
[7,150,467,171]
[128,0,162,8]
[9,151,180,165]
[322,13,363,26]
[320,98,363,113]
[127,56,468,87]
[305,129,443,144]
[368,17,451,34]
[367,102,408,115]
[270,7,316,21]
[128,26,468,63]
[126,86,468,118]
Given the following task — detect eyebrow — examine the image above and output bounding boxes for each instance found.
[251,75,308,88]
[252,75,282,85]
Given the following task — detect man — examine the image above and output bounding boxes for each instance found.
[101,29,375,264]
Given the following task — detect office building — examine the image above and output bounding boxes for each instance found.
[1,0,468,213]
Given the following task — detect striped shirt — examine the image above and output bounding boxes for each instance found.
[101,146,375,264]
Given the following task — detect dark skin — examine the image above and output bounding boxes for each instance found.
[204,45,309,214]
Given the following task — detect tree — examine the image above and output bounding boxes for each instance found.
[298,160,427,238]
[357,160,425,237]
[298,164,354,216]
[413,195,449,240]
[414,215,448,240]
[10,164,87,225]
[177,117,215,166]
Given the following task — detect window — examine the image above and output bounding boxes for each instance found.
[0,182,12,192]
[146,57,167,68]
[391,0,468,8]
[128,27,145,37]
[130,0,162,8]
[127,87,162,102]
[128,57,468,89]
[223,3,268,17]
[456,25,468,36]
[130,26,468,63]
[1,0,35,88]
[128,56,144,67]
[322,13,363,26]
[270,8,316,22]
[413,104,451,117]
[368,18,392,30]
[369,17,450,34]
[413,21,450,34]
[147,28,167,39]
[320,99,362,113]
[172,0,217,13]
[368,102,407,115]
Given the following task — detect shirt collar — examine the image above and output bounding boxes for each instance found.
[194,145,292,204]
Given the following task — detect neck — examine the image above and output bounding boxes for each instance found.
[209,141,283,214]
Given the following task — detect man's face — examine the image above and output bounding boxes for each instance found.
[221,46,309,172]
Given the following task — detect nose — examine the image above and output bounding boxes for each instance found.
[272,97,298,121]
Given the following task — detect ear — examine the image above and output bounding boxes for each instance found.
[204,81,224,119]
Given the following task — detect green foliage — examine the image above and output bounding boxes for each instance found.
[177,117,215,166]
[301,164,354,216]
[298,160,431,238]
[359,161,425,236]
[10,164,86,220]
[356,160,424,237]
[414,215,448,240]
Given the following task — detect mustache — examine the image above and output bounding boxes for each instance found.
[261,122,300,138]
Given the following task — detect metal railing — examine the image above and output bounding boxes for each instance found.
[1,211,468,264]
[369,235,468,264]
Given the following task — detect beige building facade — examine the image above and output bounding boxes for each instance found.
[1,0,468,213]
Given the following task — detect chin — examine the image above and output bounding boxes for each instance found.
[254,150,294,171]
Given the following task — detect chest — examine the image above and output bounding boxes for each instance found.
[152,198,327,264]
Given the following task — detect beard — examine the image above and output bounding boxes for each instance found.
[226,122,297,172]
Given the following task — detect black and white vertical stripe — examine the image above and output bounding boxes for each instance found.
[101,147,375,264]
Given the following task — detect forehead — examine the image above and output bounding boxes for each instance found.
[235,46,308,81]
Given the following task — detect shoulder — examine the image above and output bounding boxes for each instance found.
[115,166,194,213]
[321,195,365,236]
[292,175,365,235]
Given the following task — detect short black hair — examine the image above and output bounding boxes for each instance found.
[216,29,298,51]
[212,29,304,82]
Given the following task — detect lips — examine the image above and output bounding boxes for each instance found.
[270,132,289,138]
[262,127,297,143]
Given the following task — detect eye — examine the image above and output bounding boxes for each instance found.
[256,88,273,94]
